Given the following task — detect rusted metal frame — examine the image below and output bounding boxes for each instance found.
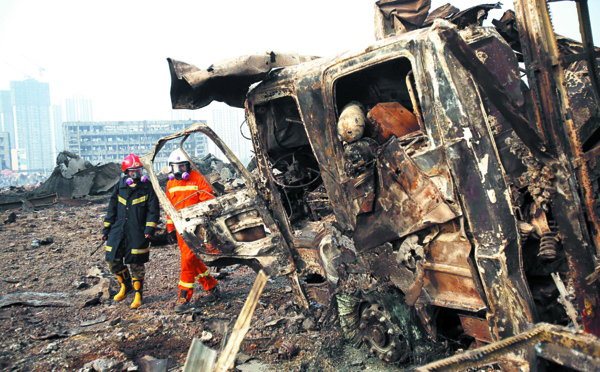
[428,22,536,346]
[446,140,536,340]
[245,89,312,309]
[176,195,280,256]
[245,85,301,244]
[574,0,600,103]
[140,123,252,232]
[560,50,600,67]
[353,138,460,250]
[513,0,600,335]
[139,123,300,279]
[581,144,600,163]
[436,25,554,165]
[0,193,58,211]
[551,272,581,329]
[551,168,600,334]
[295,70,358,231]
[416,323,600,372]
[406,70,425,129]
[535,342,600,371]
[416,46,444,150]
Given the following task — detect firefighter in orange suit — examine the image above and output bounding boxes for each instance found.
[166,148,221,312]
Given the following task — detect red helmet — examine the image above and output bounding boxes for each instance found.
[122,154,142,172]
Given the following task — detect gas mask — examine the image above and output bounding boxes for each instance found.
[168,162,190,181]
[125,167,148,185]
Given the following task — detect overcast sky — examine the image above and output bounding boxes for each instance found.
[0,0,598,121]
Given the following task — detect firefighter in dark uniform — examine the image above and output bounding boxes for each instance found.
[100,154,160,309]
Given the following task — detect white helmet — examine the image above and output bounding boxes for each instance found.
[168,148,189,165]
[168,148,191,180]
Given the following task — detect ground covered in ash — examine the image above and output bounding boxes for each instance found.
[0,198,399,372]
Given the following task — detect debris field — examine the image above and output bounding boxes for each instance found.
[0,199,398,372]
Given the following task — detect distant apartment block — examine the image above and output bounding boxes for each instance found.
[11,148,26,171]
[0,91,16,151]
[1,90,17,169]
[64,120,209,170]
[0,132,11,169]
[10,79,53,173]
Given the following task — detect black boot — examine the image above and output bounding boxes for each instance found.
[174,289,192,313]
[203,284,222,302]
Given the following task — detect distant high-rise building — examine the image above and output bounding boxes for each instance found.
[0,132,11,170]
[52,104,64,155]
[211,105,252,165]
[0,90,16,152]
[64,94,93,122]
[10,79,53,173]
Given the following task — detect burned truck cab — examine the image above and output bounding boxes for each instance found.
[243,19,538,362]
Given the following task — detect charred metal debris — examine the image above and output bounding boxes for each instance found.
[141,0,600,370]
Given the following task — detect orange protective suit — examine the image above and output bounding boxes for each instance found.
[166,170,218,300]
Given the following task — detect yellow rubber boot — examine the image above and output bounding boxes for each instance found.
[114,268,133,301]
[130,279,144,309]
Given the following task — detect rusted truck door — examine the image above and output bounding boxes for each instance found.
[139,122,309,307]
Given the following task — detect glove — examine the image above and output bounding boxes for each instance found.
[167,230,177,245]
[101,234,108,241]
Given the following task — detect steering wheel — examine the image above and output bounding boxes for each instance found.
[271,153,321,189]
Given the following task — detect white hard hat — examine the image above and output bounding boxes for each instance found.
[168,148,189,165]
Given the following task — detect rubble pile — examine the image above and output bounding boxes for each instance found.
[0,202,393,372]
[0,170,47,190]
[34,152,122,199]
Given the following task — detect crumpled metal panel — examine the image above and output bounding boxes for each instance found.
[353,136,459,250]
[423,21,536,344]
[374,0,431,39]
[558,36,600,146]
[421,227,487,312]
[168,52,320,110]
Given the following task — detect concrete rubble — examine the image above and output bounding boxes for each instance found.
[0,151,122,212]
[34,151,122,199]
[0,170,47,190]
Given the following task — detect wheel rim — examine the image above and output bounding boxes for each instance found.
[359,303,409,363]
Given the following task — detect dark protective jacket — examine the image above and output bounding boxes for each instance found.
[102,178,160,264]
